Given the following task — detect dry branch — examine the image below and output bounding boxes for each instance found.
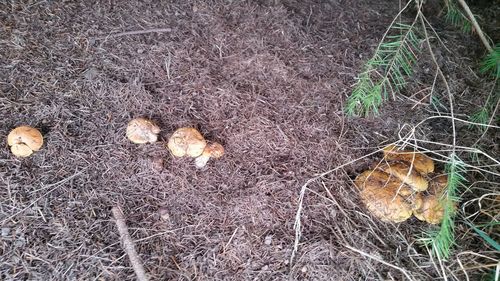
[456,0,493,53]
[112,206,150,281]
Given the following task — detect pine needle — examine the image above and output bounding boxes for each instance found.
[469,48,499,131]
[419,153,466,260]
[346,22,422,116]
[444,0,473,34]
[480,45,500,78]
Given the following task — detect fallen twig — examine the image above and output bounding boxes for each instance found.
[112,206,150,281]
[456,0,493,53]
[93,28,172,41]
[345,244,415,281]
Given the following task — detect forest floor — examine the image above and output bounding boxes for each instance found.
[1,0,498,280]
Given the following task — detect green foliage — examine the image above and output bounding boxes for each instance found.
[469,107,490,132]
[480,45,500,78]
[420,154,466,260]
[481,270,499,281]
[430,95,448,112]
[468,47,499,130]
[444,0,473,33]
[466,222,500,251]
[345,23,421,116]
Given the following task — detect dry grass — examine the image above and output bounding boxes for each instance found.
[0,0,498,280]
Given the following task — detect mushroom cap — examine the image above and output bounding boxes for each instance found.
[202,142,225,158]
[195,142,225,168]
[355,170,414,223]
[428,174,448,195]
[383,144,435,174]
[126,118,160,144]
[167,127,207,157]
[414,174,449,224]
[355,169,414,196]
[7,126,43,157]
[379,162,429,192]
[413,195,445,224]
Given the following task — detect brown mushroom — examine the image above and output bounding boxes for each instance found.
[7,126,44,157]
[414,174,448,224]
[354,170,415,223]
[126,118,160,144]
[383,144,434,175]
[194,142,224,168]
[378,162,429,192]
[167,127,207,157]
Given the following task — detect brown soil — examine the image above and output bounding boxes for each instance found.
[1,1,498,280]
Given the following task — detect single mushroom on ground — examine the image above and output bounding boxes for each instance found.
[383,144,435,175]
[354,170,419,223]
[167,127,207,158]
[413,174,449,224]
[126,118,160,144]
[7,126,44,157]
[195,142,224,168]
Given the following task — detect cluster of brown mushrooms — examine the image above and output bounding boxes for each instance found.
[126,117,224,168]
[354,144,448,224]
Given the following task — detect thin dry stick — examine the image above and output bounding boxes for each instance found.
[93,28,172,41]
[345,244,415,281]
[112,206,150,281]
[290,148,384,265]
[456,0,493,53]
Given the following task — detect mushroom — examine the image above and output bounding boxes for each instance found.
[194,142,224,168]
[354,170,415,223]
[383,144,434,174]
[378,162,429,192]
[7,126,44,157]
[126,118,160,144]
[167,127,207,158]
[414,174,448,224]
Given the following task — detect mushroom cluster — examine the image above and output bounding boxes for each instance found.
[167,127,224,168]
[125,118,224,168]
[7,126,44,157]
[354,144,448,224]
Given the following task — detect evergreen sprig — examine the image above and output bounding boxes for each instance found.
[469,45,499,131]
[480,45,500,78]
[420,154,466,260]
[346,23,422,116]
[444,0,473,33]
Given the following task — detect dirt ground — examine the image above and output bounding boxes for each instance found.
[1,0,498,280]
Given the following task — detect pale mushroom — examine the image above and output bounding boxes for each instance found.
[7,126,44,157]
[354,170,415,223]
[167,127,207,157]
[414,174,449,224]
[194,142,224,168]
[383,144,435,174]
[126,118,160,144]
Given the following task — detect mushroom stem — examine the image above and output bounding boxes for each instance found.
[194,142,224,168]
[195,154,211,168]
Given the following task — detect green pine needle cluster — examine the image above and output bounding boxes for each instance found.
[420,153,466,260]
[480,45,500,78]
[444,0,473,33]
[469,45,499,131]
[345,23,421,116]
[469,107,490,131]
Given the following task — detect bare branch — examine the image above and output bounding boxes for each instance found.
[112,206,150,281]
[456,0,493,53]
